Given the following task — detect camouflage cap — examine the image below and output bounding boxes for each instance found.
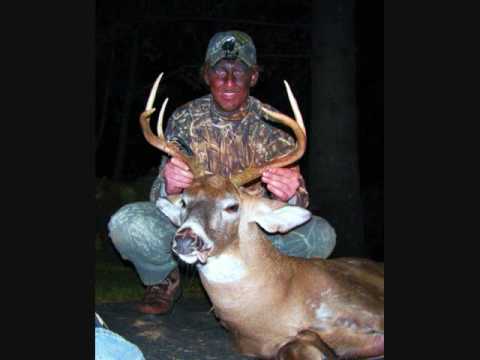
[205,31,257,68]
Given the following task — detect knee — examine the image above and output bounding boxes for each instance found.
[108,203,139,237]
[311,216,337,258]
[277,330,336,360]
[318,218,336,243]
[108,202,156,247]
[108,202,176,256]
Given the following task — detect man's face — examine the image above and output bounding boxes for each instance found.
[204,59,258,113]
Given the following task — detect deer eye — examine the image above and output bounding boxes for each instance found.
[178,199,186,208]
[224,203,239,213]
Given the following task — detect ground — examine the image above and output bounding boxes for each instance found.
[96,296,248,360]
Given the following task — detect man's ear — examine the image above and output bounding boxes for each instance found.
[255,204,311,234]
[203,65,210,86]
[249,68,259,87]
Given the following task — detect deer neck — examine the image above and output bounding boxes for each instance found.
[197,219,293,332]
[237,219,282,269]
[197,223,280,288]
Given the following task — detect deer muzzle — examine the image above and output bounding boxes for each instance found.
[172,228,211,264]
[173,228,204,255]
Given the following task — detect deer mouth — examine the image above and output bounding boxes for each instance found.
[172,228,213,265]
[174,247,212,265]
[196,248,212,264]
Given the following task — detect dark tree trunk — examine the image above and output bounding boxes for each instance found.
[113,26,140,181]
[309,0,366,257]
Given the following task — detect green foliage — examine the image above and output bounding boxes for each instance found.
[95,243,144,303]
[95,261,144,303]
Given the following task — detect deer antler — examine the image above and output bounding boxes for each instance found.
[230,81,307,187]
[139,73,203,177]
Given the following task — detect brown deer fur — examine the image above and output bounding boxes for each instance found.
[158,175,384,359]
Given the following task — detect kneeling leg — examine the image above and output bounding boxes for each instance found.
[276,330,337,360]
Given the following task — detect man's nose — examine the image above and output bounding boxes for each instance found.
[225,71,236,86]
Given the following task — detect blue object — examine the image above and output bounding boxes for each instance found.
[95,313,145,360]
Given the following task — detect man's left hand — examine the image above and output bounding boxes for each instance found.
[261,167,300,202]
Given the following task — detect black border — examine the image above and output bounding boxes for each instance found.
[5,1,95,357]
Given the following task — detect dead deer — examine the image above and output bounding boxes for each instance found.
[139,73,384,359]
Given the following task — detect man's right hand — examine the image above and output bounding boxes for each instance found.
[163,157,194,195]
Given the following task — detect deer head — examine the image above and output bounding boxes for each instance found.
[157,175,311,265]
[140,73,309,265]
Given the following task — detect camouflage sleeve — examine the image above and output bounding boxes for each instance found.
[149,156,169,202]
[148,105,193,203]
[165,103,194,148]
[284,165,310,208]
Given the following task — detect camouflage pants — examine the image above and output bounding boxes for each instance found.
[108,202,336,285]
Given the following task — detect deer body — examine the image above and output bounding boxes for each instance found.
[141,74,383,358]
[158,176,384,359]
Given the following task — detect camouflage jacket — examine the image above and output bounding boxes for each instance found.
[150,94,309,208]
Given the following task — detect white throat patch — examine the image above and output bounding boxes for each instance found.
[177,253,198,264]
[197,254,247,283]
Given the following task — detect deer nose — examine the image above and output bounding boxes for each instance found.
[173,228,204,255]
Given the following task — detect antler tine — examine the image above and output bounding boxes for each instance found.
[139,73,200,175]
[284,80,306,135]
[146,72,164,111]
[157,97,169,139]
[230,80,307,187]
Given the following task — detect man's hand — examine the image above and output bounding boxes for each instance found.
[163,157,194,195]
[261,167,301,202]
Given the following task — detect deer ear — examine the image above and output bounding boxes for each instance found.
[156,197,184,227]
[255,205,311,233]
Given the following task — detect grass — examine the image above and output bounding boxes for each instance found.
[95,234,206,304]
[95,259,145,304]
